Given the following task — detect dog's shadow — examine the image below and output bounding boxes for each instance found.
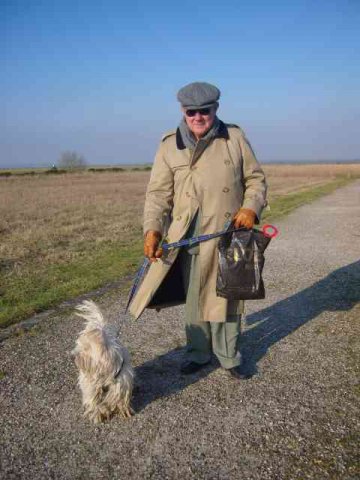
[133,260,360,412]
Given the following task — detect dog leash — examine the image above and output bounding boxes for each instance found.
[125,223,278,313]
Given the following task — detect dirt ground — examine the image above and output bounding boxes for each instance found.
[0,180,359,479]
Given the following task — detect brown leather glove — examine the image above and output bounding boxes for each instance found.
[144,230,163,262]
[233,208,256,229]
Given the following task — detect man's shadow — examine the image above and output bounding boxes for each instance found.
[133,261,359,412]
[240,259,359,376]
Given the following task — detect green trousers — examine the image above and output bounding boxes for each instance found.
[179,248,242,369]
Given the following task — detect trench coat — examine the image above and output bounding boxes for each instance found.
[129,121,267,322]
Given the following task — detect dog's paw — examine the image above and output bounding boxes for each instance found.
[122,405,135,418]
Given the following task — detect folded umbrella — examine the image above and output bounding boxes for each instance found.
[124,223,278,313]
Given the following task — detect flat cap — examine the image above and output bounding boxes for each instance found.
[177,81,221,109]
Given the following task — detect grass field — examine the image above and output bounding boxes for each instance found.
[1,163,359,328]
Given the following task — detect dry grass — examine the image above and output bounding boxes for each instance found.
[1,163,359,271]
[1,164,359,267]
[0,172,148,268]
[263,163,360,196]
[0,163,359,327]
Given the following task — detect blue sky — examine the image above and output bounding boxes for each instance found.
[1,0,359,167]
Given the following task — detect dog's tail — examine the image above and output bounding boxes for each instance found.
[75,300,107,329]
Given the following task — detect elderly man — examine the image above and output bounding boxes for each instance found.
[129,82,267,380]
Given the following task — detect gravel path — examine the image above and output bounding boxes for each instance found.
[1,181,359,480]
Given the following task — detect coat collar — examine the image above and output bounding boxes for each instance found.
[176,120,229,150]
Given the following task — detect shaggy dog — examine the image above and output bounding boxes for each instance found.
[73,300,134,423]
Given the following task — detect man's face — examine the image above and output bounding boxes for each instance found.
[182,105,217,140]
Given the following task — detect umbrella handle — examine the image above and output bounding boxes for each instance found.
[262,224,279,238]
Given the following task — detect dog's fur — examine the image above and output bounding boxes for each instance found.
[72,300,134,423]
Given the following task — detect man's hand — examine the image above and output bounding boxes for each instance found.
[233,208,256,229]
[144,230,163,262]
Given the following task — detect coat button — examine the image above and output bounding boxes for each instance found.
[176,215,182,221]
[224,159,231,165]
[222,187,230,193]
[186,192,190,197]
[224,212,232,219]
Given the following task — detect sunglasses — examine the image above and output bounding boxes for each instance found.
[185,107,212,117]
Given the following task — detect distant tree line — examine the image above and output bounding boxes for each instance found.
[0,151,153,177]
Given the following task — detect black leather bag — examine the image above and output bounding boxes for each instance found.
[216,228,272,300]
